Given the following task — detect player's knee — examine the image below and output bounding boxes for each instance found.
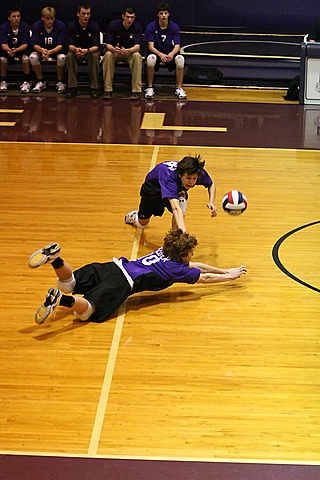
[56,274,76,294]
[74,300,95,321]
[57,53,66,67]
[179,196,187,215]
[146,54,156,68]
[175,54,184,68]
[22,54,30,64]
[29,53,40,66]
[131,51,142,64]
[102,50,113,65]
[0,56,7,64]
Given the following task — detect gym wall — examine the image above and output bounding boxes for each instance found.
[0,0,317,34]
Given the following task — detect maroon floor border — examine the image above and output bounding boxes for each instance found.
[1,454,319,480]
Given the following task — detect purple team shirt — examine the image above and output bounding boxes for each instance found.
[31,18,66,49]
[121,247,200,286]
[144,19,180,54]
[0,20,30,48]
[145,161,213,199]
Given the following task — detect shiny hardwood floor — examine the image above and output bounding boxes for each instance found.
[0,87,319,475]
[0,85,316,149]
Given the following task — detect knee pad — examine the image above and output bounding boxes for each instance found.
[146,54,156,68]
[0,57,7,65]
[29,53,40,66]
[57,53,66,67]
[56,273,76,294]
[74,301,95,321]
[175,54,185,68]
[179,196,187,215]
[22,54,30,64]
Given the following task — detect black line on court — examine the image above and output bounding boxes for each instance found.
[272,220,320,293]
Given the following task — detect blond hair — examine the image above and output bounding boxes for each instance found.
[41,6,56,18]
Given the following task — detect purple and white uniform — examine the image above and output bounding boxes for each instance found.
[0,20,30,50]
[120,247,200,292]
[31,19,67,51]
[73,248,200,323]
[144,19,180,54]
[142,161,213,199]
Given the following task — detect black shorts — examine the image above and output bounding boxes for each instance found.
[73,261,131,323]
[152,54,178,72]
[138,195,172,219]
[1,50,29,64]
[138,180,188,220]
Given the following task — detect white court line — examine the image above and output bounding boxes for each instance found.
[88,146,159,456]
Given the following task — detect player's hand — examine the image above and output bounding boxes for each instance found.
[207,203,218,217]
[226,266,247,279]
[160,53,169,63]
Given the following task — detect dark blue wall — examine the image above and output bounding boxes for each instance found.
[0,0,318,34]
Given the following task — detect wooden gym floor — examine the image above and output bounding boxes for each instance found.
[0,86,319,479]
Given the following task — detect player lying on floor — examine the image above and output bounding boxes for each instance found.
[28,230,247,324]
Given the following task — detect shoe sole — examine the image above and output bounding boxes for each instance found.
[35,288,61,324]
[35,304,52,324]
[28,250,48,268]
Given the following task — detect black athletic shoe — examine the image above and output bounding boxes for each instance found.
[66,88,77,98]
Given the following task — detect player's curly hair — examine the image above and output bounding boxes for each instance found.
[176,154,205,177]
[162,229,198,261]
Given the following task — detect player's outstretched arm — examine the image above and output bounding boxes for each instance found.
[170,198,187,232]
[207,183,218,217]
[195,265,247,284]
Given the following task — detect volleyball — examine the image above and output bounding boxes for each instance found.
[222,190,248,215]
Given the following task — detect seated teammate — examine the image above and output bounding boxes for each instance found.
[28,231,247,324]
[30,6,67,94]
[0,6,32,94]
[144,2,187,100]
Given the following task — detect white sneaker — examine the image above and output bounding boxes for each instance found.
[145,87,155,99]
[28,242,61,268]
[0,80,8,92]
[124,210,139,226]
[20,81,31,94]
[124,210,148,228]
[56,81,66,94]
[179,196,187,215]
[35,287,62,324]
[175,87,187,99]
[32,81,46,93]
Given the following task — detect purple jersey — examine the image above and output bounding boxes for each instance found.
[0,20,30,48]
[143,161,213,199]
[144,19,180,54]
[120,247,200,293]
[31,18,66,49]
